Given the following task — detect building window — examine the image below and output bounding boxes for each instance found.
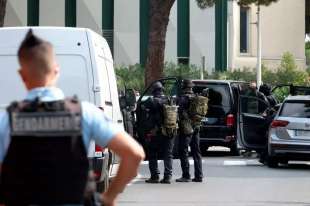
[240,7,249,54]
[306,0,310,34]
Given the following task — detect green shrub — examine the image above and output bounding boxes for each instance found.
[116,64,145,92]
[306,48,310,65]
[306,42,310,66]
[224,68,256,82]
[306,66,310,76]
[164,62,207,79]
[276,52,309,86]
[115,52,310,94]
[262,65,278,85]
[306,42,310,50]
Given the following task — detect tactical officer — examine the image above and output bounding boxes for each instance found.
[145,81,175,184]
[258,83,278,164]
[0,30,145,206]
[259,83,278,108]
[244,81,269,114]
[176,79,204,183]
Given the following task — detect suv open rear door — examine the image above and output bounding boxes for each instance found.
[237,86,271,152]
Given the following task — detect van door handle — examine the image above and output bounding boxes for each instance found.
[105,101,113,106]
[117,120,123,123]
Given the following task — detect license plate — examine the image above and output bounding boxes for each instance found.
[95,151,103,157]
[295,130,310,137]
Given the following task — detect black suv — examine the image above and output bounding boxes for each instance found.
[192,80,246,155]
[134,78,246,156]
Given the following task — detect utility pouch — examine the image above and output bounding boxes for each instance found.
[180,118,193,135]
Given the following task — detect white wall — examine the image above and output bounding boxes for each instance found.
[40,0,65,26]
[232,0,306,70]
[114,0,140,66]
[76,0,102,34]
[4,0,27,26]
[164,2,177,63]
[190,2,215,74]
[261,0,305,62]
[3,0,305,69]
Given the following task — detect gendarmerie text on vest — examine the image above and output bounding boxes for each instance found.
[11,112,80,133]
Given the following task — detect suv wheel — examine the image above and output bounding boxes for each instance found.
[279,159,288,165]
[229,143,240,156]
[200,145,209,156]
[267,156,279,168]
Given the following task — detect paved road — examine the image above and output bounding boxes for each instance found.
[119,148,310,206]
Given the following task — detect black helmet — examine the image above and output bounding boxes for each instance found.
[152,81,164,93]
[152,81,163,90]
[182,79,194,89]
[259,83,271,96]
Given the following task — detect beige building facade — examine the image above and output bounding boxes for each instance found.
[229,0,306,69]
[3,0,307,72]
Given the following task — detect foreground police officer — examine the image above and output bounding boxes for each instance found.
[176,79,204,183]
[145,82,175,184]
[0,30,145,206]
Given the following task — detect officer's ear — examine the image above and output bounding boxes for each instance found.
[53,63,60,79]
[18,68,27,83]
[18,68,30,89]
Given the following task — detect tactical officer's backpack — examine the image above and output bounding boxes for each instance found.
[188,95,209,124]
[161,99,178,137]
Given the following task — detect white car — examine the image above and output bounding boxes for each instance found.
[267,95,310,167]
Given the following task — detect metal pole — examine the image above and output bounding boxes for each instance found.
[201,56,205,80]
[256,5,262,87]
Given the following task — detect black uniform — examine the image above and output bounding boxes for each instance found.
[244,87,269,114]
[145,84,175,184]
[259,84,278,108]
[258,84,278,164]
[0,98,89,205]
[176,80,203,183]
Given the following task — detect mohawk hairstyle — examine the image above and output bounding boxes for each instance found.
[17,29,55,77]
[18,29,47,57]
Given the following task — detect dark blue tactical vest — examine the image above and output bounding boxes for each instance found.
[0,97,89,205]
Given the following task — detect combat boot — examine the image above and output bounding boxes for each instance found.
[145,176,159,183]
[192,178,203,182]
[160,176,172,184]
[175,177,191,182]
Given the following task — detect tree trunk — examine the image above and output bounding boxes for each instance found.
[145,0,175,87]
[0,0,7,27]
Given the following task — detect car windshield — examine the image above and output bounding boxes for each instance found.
[193,84,231,108]
[280,101,310,118]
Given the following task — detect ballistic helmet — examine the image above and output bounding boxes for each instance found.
[151,81,164,94]
[259,83,272,96]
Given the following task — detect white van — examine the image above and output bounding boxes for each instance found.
[0,27,123,191]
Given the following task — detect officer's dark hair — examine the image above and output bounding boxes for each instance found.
[17,29,55,77]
